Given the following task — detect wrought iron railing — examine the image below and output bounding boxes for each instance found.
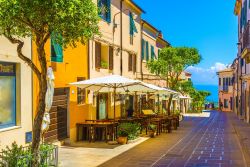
[242,21,250,52]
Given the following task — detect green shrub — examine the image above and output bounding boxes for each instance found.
[118,123,141,140]
[0,142,56,167]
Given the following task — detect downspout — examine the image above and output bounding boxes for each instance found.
[120,0,123,76]
[141,22,144,81]
[87,41,90,79]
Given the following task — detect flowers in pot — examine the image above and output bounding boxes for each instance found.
[148,124,157,138]
[117,123,141,144]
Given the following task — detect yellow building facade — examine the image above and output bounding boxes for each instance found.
[32,40,89,142]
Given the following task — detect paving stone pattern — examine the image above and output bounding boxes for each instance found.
[100,111,246,167]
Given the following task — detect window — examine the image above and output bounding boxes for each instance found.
[51,33,63,62]
[151,45,155,60]
[95,42,101,69]
[77,77,86,105]
[224,99,228,108]
[109,46,113,70]
[219,78,221,86]
[241,58,244,67]
[98,0,111,23]
[129,12,138,45]
[0,62,16,129]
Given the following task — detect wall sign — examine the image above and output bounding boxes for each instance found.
[25,131,32,143]
[0,62,15,76]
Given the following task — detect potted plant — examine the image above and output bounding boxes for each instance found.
[117,123,141,144]
[148,124,156,138]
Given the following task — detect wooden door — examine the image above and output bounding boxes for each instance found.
[44,88,68,142]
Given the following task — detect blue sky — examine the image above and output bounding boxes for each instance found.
[134,0,238,85]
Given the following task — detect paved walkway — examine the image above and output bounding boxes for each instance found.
[100,111,247,167]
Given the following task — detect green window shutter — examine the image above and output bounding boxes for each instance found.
[141,39,145,60]
[151,45,155,60]
[97,0,102,16]
[106,0,111,23]
[146,41,149,61]
[129,12,138,35]
[51,34,63,62]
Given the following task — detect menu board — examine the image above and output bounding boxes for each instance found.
[0,62,15,76]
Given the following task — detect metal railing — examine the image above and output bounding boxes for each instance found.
[242,21,250,52]
[0,144,58,167]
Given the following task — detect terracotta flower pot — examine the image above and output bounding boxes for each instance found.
[117,136,128,145]
[149,130,156,138]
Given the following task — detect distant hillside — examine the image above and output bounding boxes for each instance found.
[194,85,218,103]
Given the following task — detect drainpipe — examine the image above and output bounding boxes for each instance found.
[141,22,144,81]
[120,0,123,76]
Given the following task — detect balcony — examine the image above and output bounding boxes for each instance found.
[241,22,250,63]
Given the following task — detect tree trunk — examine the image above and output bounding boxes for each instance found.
[167,94,173,115]
[31,40,48,167]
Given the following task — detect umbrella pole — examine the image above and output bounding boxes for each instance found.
[158,94,160,114]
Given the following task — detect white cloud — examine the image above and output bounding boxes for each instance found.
[186,62,228,85]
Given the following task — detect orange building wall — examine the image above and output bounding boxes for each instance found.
[32,40,90,142]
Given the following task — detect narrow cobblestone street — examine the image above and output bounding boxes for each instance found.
[100,111,247,167]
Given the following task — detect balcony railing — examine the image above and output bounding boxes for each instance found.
[242,21,250,52]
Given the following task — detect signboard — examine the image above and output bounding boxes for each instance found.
[0,62,15,76]
[25,131,32,143]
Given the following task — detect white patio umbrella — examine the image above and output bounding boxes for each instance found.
[70,75,155,119]
[42,67,55,132]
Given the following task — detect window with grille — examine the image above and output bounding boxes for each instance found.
[77,77,86,105]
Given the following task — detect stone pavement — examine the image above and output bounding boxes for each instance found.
[100,111,247,167]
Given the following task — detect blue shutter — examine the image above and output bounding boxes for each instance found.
[106,0,111,23]
[141,39,145,60]
[146,41,149,61]
[151,45,155,60]
[51,33,63,62]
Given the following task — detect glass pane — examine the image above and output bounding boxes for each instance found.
[0,76,16,128]
[99,99,106,120]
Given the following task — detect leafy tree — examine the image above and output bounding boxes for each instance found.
[190,90,211,112]
[147,47,201,115]
[0,0,99,166]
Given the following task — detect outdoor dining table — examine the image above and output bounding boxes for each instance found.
[76,121,118,143]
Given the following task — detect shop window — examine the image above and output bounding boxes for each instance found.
[0,62,16,129]
[77,77,86,105]
[98,0,111,23]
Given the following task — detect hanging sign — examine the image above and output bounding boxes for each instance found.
[0,62,15,76]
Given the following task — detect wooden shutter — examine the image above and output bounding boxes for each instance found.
[133,54,137,74]
[95,42,101,69]
[141,39,145,60]
[128,53,132,71]
[146,41,149,61]
[109,46,113,70]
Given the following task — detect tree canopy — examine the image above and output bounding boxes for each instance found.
[147,47,201,90]
[0,0,99,47]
